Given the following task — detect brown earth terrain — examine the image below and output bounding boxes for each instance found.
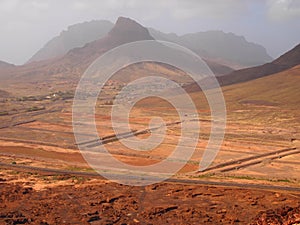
[0,17,299,225]
[0,62,299,224]
[1,169,300,225]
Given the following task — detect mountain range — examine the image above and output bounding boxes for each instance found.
[26,18,272,70]
[149,29,273,69]
[0,17,299,96]
[0,17,235,82]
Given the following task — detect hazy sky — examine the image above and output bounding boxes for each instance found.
[0,0,300,65]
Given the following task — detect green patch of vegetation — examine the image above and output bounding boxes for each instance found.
[41,175,49,181]
[7,170,20,175]
[193,173,297,185]
[26,106,45,112]
[0,111,8,116]
[31,172,39,176]
[226,175,262,181]
[71,176,87,183]
[51,175,71,181]
[56,91,74,100]
[65,166,95,173]
[274,179,291,183]
[17,96,43,101]
[194,173,214,179]
[16,91,74,103]
[50,174,88,183]
[222,175,295,184]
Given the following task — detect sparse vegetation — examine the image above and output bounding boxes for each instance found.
[26,106,45,112]
[65,166,95,173]
[56,90,74,100]
[0,111,8,116]
[16,91,74,103]
[17,96,43,101]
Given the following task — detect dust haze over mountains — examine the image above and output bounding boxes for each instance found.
[26,18,272,70]
[27,20,114,63]
[0,17,284,84]
[1,16,299,89]
[0,0,300,65]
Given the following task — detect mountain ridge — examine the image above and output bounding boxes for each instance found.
[0,60,15,68]
[27,20,114,63]
[52,17,234,77]
[0,17,233,85]
[27,18,272,70]
[1,17,298,91]
[149,28,273,69]
[59,17,155,69]
[218,43,300,86]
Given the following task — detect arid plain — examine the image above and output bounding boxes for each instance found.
[0,17,300,224]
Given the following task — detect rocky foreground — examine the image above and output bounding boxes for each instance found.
[0,173,299,225]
